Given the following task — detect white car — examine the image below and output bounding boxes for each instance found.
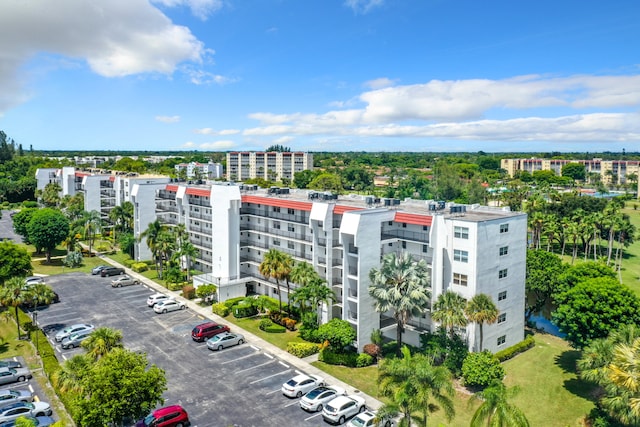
[0,401,52,423]
[282,374,325,398]
[299,385,346,412]
[348,410,395,427]
[322,395,367,425]
[24,276,45,286]
[55,323,94,342]
[153,299,186,314]
[146,293,170,307]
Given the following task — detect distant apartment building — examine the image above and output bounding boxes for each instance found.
[226,151,313,182]
[501,158,640,186]
[174,161,223,180]
[151,183,526,353]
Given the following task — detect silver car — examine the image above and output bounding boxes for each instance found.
[206,332,245,351]
[55,323,94,342]
[61,330,93,350]
[111,275,140,287]
[0,368,31,385]
[0,402,52,423]
[0,389,34,405]
[146,293,170,307]
[300,385,346,412]
[153,299,186,314]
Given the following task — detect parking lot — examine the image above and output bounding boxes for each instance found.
[35,272,359,426]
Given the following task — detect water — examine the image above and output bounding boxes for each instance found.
[528,313,565,337]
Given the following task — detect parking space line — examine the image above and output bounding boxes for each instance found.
[279,361,289,368]
[249,368,291,385]
[206,344,247,356]
[220,351,262,365]
[235,359,276,374]
[284,400,300,408]
[304,413,322,421]
[267,388,282,395]
[250,345,261,351]
[264,353,274,359]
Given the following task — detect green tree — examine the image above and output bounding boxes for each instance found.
[293,170,319,189]
[552,277,640,348]
[308,172,343,193]
[81,327,124,361]
[27,208,69,263]
[23,283,56,308]
[292,278,335,324]
[0,240,32,284]
[378,346,455,427]
[11,208,37,242]
[140,220,165,276]
[0,277,29,338]
[462,351,505,387]
[525,250,563,320]
[108,201,133,241]
[75,348,166,427]
[431,291,468,339]
[470,380,530,427]
[41,182,62,208]
[195,284,217,302]
[369,252,431,354]
[83,210,102,255]
[259,249,289,312]
[316,318,356,349]
[561,162,586,181]
[465,294,499,352]
[51,354,92,395]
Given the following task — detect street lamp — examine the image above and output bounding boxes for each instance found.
[32,311,39,356]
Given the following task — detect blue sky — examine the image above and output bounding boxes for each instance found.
[1,0,639,153]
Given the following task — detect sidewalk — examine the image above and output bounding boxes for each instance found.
[98,254,383,410]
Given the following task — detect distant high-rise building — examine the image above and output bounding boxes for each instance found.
[226,151,313,182]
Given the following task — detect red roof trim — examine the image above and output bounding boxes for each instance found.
[394,212,433,226]
[186,188,211,197]
[165,184,179,192]
[75,172,90,177]
[242,195,312,211]
[334,205,362,215]
[109,176,115,182]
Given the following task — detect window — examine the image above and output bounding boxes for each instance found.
[288,208,295,215]
[499,246,509,256]
[422,245,428,253]
[454,226,469,239]
[453,273,468,286]
[454,250,468,263]
[498,313,506,324]
[401,241,406,249]
[273,206,281,213]
[498,291,507,301]
[497,335,506,346]
[500,223,509,233]
[423,225,429,231]
[288,225,295,232]
[273,221,281,230]
[499,269,508,279]
[273,239,280,246]
[288,242,294,249]
[402,223,407,228]
[388,221,393,226]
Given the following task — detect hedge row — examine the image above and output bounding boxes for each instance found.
[318,348,374,368]
[287,342,320,358]
[234,304,258,318]
[494,335,536,362]
[131,262,148,273]
[212,303,231,317]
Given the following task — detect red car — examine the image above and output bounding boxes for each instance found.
[136,405,190,427]
[191,322,230,342]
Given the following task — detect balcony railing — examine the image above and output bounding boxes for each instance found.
[381,229,429,243]
[240,224,311,242]
[240,207,309,225]
[189,211,212,221]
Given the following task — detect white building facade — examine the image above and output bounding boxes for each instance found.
[226,152,313,182]
[174,162,224,180]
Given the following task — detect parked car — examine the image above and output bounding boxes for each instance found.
[191,322,230,342]
[153,299,186,314]
[299,385,346,412]
[347,410,395,427]
[91,265,111,275]
[61,330,93,350]
[282,374,325,398]
[147,293,170,307]
[0,361,21,370]
[111,275,140,287]
[135,404,190,427]
[206,332,244,351]
[23,277,44,286]
[322,395,366,425]
[0,389,34,405]
[0,402,52,423]
[55,323,94,342]
[0,368,32,385]
[100,267,125,277]
[0,415,55,427]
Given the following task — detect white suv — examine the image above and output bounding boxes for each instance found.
[348,410,395,427]
[147,293,170,307]
[322,395,366,425]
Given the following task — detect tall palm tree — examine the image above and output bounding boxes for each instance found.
[305,278,335,324]
[52,354,92,394]
[81,327,123,361]
[369,252,431,353]
[465,294,499,352]
[290,261,319,287]
[378,346,455,427]
[23,283,56,308]
[83,210,102,255]
[140,220,164,274]
[108,202,133,241]
[177,241,198,281]
[259,249,288,312]
[0,277,28,338]
[470,380,530,427]
[155,231,175,280]
[280,253,294,309]
[431,290,468,339]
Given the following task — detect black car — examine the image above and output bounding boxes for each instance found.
[100,267,125,277]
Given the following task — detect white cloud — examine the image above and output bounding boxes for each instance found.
[0,0,209,113]
[199,140,237,149]
[193,128,240,135]
[273,136,294,144]
[182,141,195,147]
[156,115,181,123]
[344,0,385,14]
[364,77,397,90]
[152,0,223,20]
[184,67,236,85]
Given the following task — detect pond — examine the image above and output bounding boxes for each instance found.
[526,293,565,337]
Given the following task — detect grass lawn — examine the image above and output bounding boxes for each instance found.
[620,202,640,295]
[224,314,307,350]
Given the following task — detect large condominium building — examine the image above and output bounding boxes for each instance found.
[501,158,640,185]
[226,151,313,182]
[151,184,526,353]
[174,161,223,180]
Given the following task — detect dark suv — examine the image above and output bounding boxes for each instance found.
[191,322,230,342]
[100,267,125,277]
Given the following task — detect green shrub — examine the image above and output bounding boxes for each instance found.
[299,326,321,343]
[123,259,135,267]
[196,284,217,302]
[318,347,358,367]
[212,303,230,317]
[356,353,374,367]
[131,262,148,273]
[182,285,196,300]
[287,342,320,358]
[167,282,184,291]
[462,351,505,387]
[234,303,258,318]
[494,335,536,362]
[22,201,38,208]
[264,324,286,333]
[259,319,274,331]
[63,251,84,268]
[95,243,111,253]
[224,296,246,308]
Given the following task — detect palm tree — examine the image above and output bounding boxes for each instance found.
[431,290,468,339]
[259,249,288,312]
[369,252,431,353]
[465,294,499,352]
[81,327,123,360]
[304,278,335,324]
[140,220,164,275]
[108,202,133,241]
[52,354,92,394]
[83,210,102,255]
[290,261,319,287]
[378,346,455,427]
[280,253,294,309]
[178,241,198,281]
[155,231,175,280]
[0,277,28,338]
[470,380,530,427]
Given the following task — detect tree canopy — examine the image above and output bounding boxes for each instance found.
[27,208,70,263]
[0,240,32,284]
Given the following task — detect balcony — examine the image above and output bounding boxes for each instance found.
[347,288,358,298]
[240,207,309,225]
[187,197,210,207]
[347,311,358,321]
[239,224,311,242]
[381,229,429,243]
[189,211,212,221]
[347,244,358,255]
